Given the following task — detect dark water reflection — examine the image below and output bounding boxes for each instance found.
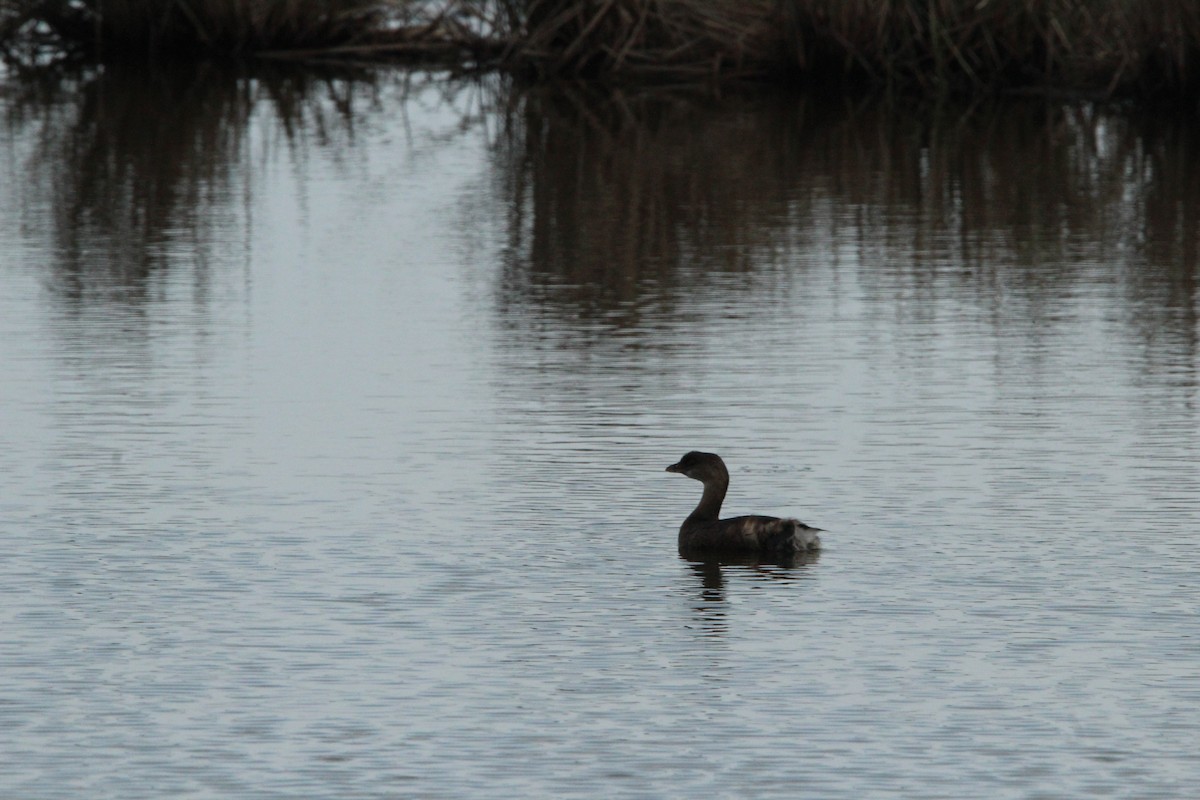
[685,555,819,639]
[2,67,1200,799]
[493,85,1199,349]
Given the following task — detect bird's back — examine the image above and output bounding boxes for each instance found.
[680,514,821,554]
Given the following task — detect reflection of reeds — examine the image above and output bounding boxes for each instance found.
[5,60,406,302]
[492,85,1200,336]
[491,86,801,329]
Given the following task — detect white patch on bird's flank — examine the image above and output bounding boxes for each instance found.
[794,528,821,550]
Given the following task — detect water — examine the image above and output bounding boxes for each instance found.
[2,67,1199,798]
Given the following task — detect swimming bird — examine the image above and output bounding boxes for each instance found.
[666,451,822,554]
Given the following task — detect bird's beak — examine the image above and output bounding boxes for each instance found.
[665,463,682,473]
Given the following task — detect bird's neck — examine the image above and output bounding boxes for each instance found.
[687,476,728,523]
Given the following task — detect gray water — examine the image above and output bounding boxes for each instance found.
[2,67,1199,798]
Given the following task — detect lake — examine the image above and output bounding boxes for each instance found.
[2,64,1198,798]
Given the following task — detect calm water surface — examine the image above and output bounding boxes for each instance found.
[2,68,1199,798]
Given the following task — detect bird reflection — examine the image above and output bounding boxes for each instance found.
[682,549,819,637]
[687,559,729,637]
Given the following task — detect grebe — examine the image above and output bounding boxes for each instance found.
[666,451,821,554]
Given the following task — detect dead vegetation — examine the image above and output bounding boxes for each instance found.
[1,1,1198,97]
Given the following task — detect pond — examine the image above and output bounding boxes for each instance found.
[2,64,1198,798]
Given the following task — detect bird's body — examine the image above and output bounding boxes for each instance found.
[666,451,821,554]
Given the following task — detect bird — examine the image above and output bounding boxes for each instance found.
[666,451,821,555]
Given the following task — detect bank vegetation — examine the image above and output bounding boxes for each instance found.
[1,0,1198,98]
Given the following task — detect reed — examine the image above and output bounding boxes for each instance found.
[495,0,780,80]
[776,0,1200,96]
[2,0,1199,97]
[498,0,1200,94]
[0,0,399,60]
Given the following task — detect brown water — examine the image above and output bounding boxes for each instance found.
[2,65,1199,799]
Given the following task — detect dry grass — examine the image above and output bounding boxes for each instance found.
[497,0,1200,94]
[498,0,780,80]
[1,0,402,60]
[779,0,1200,96]
[2,0,1199,96]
